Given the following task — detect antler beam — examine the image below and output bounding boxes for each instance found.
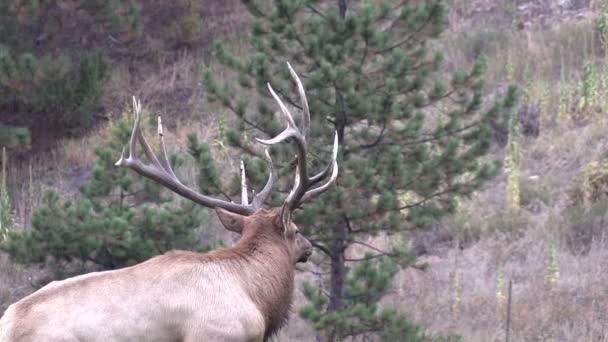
[116,97,276,216]
[257,63,339,212]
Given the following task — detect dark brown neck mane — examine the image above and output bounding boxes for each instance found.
[221,218,295,340]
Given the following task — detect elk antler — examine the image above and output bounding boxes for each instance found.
[116,97,277,216]
[257,63,339,220]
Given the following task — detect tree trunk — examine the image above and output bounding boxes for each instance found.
[328,6,348,334]
[328,92,347,312]
[324,223,347,342]
[327,223,346,312]
[338,0,347,18]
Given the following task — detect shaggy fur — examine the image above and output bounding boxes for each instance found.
[0,208,312,342]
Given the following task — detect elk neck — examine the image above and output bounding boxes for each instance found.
[228,225,295,338]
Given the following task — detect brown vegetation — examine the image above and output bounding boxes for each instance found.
[3,0,608,340]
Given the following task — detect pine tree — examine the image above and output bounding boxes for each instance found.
[203,0,516,339]
[0,115,208,277]
[300,254,426,340]
[0,0,138,134]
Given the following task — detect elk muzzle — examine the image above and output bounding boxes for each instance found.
[296,236,313,263]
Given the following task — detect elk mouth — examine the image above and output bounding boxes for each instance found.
[297,250,313,263]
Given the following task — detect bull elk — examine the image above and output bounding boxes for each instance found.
[0,63,338,342]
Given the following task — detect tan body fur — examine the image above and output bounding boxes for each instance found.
[0,209,306,342]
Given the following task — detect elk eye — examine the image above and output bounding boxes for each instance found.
[295,229,300,234]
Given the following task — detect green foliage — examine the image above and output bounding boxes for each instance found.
[567,161,608,207]
[301,253,460,341]
[545,233,559,285]
[0,0,140,134]
[522,64,532,104]
[0,147,10,241]
[603,53,608,111]
[505,48,515,82]
[579,58,598,113]
[537,80,551,126]
[519,177,551,208]
[557,62,572,122]
[28,159,34,224]
[0,49,108,133]
[462,28,510,62]
[442,206,483,246]
[214,111,227,154]
[505,96,520,214]
[564,160,608,254]
[187,131,261,202]
[204,0,516,339]
[1,115,207,275]
[300,255,423,341]
[496,267,504,309]
[2,1,143,43]
[163,0,203,46]
[0,125,30,150]
[561,201,608,255]
[596,0,608,44]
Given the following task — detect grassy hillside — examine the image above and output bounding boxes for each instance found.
[2,0,608,340]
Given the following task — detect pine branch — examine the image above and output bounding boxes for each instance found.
[375,2,439,54]
[345,239,395,257]
[357,119,386,150]
[305,4,327,19]
[344,253,388,262]
[309,239,332,257]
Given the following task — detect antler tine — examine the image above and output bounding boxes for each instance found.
[116,96,161,168]
[259,63,339,213]
[116,97,268,216]
[256,81,309,205]
[115,97,138,165]
[250,148,278,210]
[157,116,178,179]
[298,132,339,204]
[285,165,301,205]
[257,82,309,211]
[255,83,305,150]
[309,163,332,187]
[267,83,297,128]
[128,97,140,159]
[240,160,249,205]
[286,62,310,142]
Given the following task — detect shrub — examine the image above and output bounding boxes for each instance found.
[519,177,551,210]
[562,161,608,254]
[0,49,108,134]
[567,161,608,206]
[0,0,139,135]
[561,202,608,255]
[300,255,424,341]
[0,115,208,277]
[0,125,30,150]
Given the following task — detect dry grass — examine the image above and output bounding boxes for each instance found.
[0,255,38,315]
[441,18,598,82]
[4,2,608,341]
[381,114,608,341]
[393,232,608,341]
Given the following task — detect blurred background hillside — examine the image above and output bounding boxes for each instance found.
[2,0,608,341]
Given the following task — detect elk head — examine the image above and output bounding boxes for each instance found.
[215,207,312,264]
[115,62,338,265]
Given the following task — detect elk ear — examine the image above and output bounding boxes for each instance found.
[215,208,245,234]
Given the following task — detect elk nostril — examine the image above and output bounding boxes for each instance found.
[298,250,313,263]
